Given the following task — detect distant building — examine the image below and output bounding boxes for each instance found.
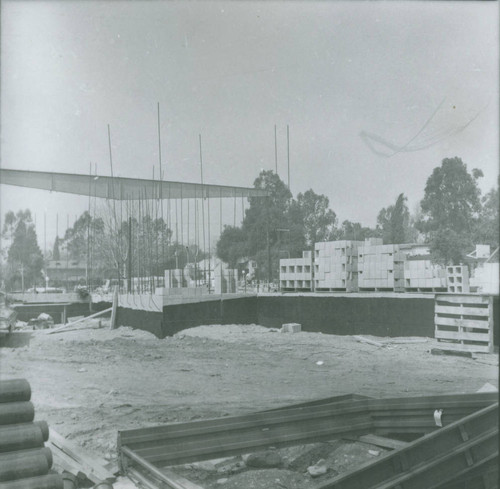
[46,260,87,289]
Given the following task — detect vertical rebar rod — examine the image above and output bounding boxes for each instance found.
[87,162,92,290]
[199,134,206,285]
[287,124,290,190]
[44,212,47,292]
[275,124,278,174]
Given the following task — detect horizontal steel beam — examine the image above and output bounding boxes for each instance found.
[0,169,269,200]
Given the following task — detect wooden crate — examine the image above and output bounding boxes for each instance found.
[435,294,493,353]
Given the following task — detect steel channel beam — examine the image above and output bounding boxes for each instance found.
[121,446,204,489]
[118,393,498,482]
[316,403,498,489]
[132,416,373,466]
[120,393,496,449]
[373,430,498,489]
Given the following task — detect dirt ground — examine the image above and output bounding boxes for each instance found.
[0,320,498,487]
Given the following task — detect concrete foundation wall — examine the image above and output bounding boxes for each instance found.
[116,307,164,337]
[163,296,258,337]
[17,294,497,344]
[257,295,436,337]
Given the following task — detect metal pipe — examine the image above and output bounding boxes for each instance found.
[0,423,45,453]
[0,402,34,425]
[0,474,63,489]
[0,447,52,469]
[0,451,49,482]
[0,379,31,403]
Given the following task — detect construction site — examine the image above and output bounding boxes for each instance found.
[0,164,499,489]
[1,2,499,488]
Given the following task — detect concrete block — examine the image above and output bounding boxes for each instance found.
[281,323,301,333]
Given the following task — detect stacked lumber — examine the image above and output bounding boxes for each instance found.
[0,379,63,489]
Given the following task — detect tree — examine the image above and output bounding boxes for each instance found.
[475,181,499,249]
[243,170,292,256]
[338,220,378,241]
[63,212,104,261]
[417,157,482,264]
[293,190,337,247]
[52,236,61,261]
[376,193,412,244]
[216,226,249,268]
[2,210,44,291]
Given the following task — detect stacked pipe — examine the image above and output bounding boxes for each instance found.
[0,379,63,489]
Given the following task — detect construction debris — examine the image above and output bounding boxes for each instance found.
[281,323,301,333]
[352,335,385,347]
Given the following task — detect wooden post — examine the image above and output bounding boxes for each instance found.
[110,286,119,330]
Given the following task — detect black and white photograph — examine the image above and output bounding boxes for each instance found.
[0,1,498,488]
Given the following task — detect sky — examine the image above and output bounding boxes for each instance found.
[1,0,498,250]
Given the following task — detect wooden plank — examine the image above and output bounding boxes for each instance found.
[49,430,115,482]
[46,308,112,334]
[487,296,494,353]
[435,330,491,342]
[435,305,489,317]
[436,294,490,305]
[353,336,385,347]
[350,434,409,450]
[435,316,490,330]
[48,442,89,482]
[110,286,119,330]
[434,343,491,353]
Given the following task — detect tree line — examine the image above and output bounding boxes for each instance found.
[0,157,498,291]
[216,157,498,281]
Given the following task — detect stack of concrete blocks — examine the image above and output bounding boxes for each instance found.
[404,259,447,291]
[164,269,187,289]
[358,238,407,291]
[214,263,237,294]
[470,263,499,295]
[314,240,364,291]
[446,265,470,293]
[279,251,313,291]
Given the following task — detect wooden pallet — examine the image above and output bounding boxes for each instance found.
[435,294,494,353]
